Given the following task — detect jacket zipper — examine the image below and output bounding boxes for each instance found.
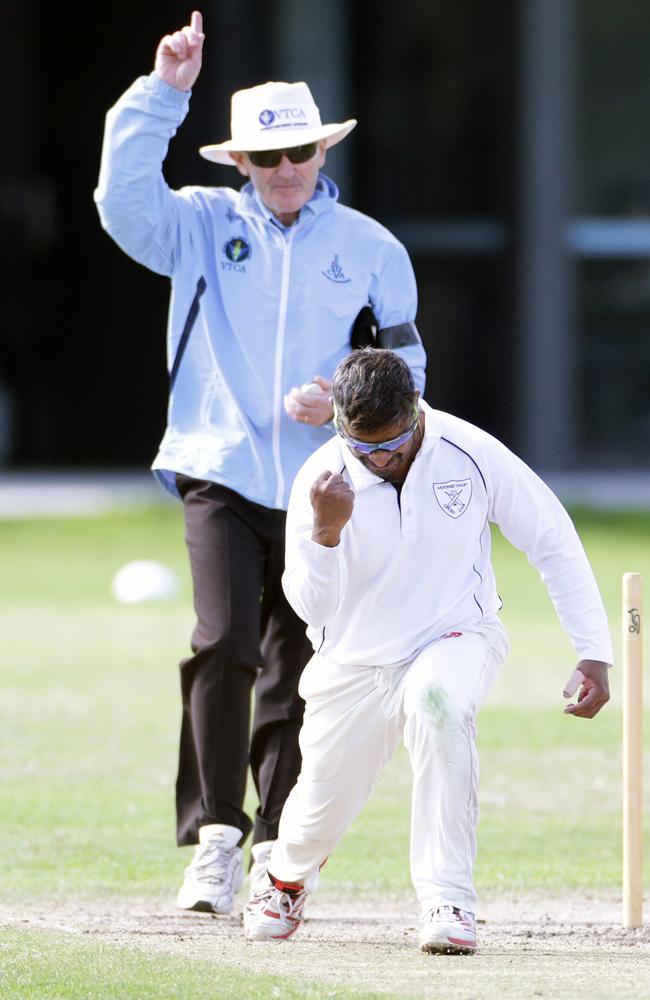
[272,228,295,508]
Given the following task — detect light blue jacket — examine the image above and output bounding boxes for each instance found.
[95,73,426,509]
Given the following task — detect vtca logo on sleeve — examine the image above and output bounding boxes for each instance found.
[433,479,473,518]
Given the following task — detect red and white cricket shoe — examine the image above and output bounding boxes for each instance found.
[419,904,477,954]
[243,872,308,941]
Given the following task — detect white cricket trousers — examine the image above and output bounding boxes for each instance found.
[269,620,509,914]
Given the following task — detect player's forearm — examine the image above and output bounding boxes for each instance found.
[281,537,347,628]
[537,543,614,663]
[487,440,613,663]
[508,498,613,662]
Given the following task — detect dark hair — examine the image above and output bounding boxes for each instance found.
[332,348,417,434]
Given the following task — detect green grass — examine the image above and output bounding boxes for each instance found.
[0,929,387,1000]
[1,505,649,996]
[1,505,649,898]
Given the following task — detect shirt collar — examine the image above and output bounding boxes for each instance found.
[237,174,337,229]
[251,186,299,230]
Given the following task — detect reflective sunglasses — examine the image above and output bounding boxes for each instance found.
[247,142,318,168]
[333,404,420,455]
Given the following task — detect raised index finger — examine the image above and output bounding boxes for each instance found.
[191,10,203,34]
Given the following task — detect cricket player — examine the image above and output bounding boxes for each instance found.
[243,348,612,953]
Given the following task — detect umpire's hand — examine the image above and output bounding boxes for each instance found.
[310,471,354,547]
[284,376,334,427]
[155,10,205,92]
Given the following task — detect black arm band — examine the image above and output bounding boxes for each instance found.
[377,322,422,349]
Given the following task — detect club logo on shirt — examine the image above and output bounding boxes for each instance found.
[322,254,351,283]
[222,237,251,272]
[433,479,473,519]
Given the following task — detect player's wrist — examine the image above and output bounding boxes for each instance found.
[311,526,342,548]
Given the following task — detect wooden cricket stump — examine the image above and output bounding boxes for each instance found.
[623,572,644,927]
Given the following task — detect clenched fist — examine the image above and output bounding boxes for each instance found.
[310,471,354,547]
[155,10,205,92]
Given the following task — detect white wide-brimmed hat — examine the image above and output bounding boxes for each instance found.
[199,81,357,165]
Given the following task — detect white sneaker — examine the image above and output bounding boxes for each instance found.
[243,872,308,941]
[419,904,477,954]
[249,840,274,897]
[176,824,243,914]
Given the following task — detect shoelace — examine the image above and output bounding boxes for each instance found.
[426,905,473,929]
[266,887,305,919]
[255,883,305,916]
[189,841,238,885]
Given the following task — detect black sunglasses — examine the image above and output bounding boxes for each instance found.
[247,143,318,168]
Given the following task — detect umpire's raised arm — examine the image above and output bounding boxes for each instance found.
[94,12,205,275]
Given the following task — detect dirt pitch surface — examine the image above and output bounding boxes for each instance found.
[3,893,650,999]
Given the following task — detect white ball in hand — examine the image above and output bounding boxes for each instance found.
[300,382,323,395]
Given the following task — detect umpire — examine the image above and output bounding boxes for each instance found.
[95,10,426,914]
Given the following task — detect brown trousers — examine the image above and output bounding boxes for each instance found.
[175,476,312,847]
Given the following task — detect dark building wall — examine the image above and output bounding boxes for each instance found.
[2,0,276,467]
[2,0,649,470]
[350,0,516,443]
[2,0,517,468]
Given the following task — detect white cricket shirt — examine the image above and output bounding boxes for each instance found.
[282,401,613,667]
